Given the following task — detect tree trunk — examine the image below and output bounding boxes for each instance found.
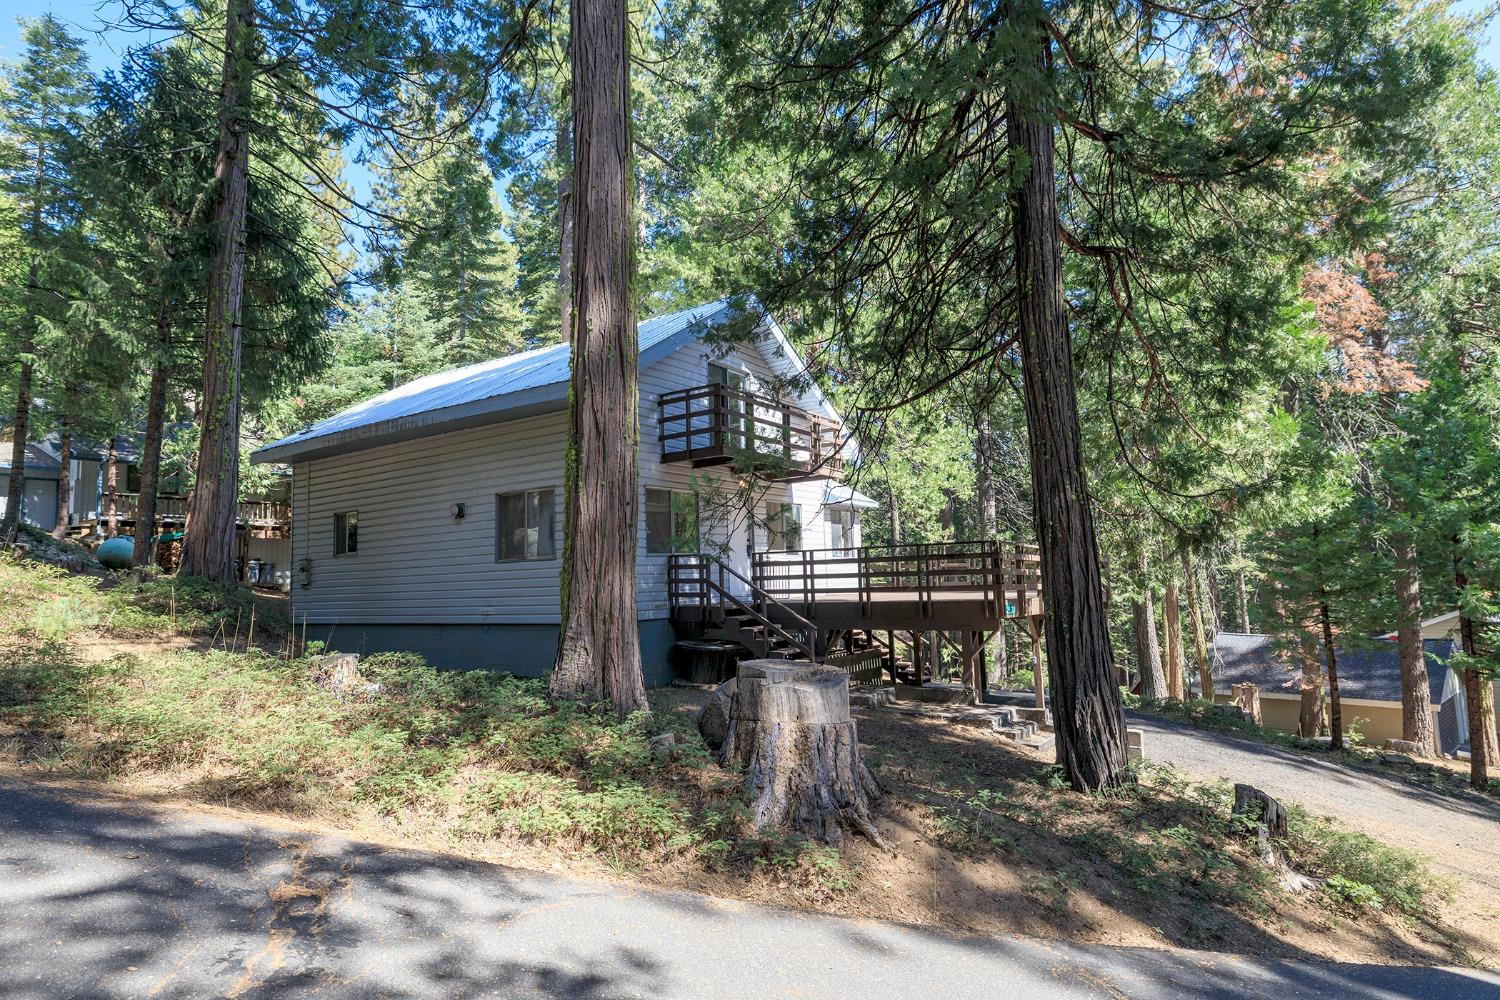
[1297,631,1324,738]
[992,619,1009,682]
[179,0,252,583]
[51,417,72,539]
[549,0,646,716]
[1183,552,1212,698]
[1005,34,1126,793]
[104,436,119,538]
[132,332,171,567]
[1,148,45,545]
[1392,535,1435,755]
[1319,600,1344,752]
[1133,550,1166,701]
[887,468,900,545]
[557,103,574,343]
[1455,559,1496,787]
[976,417,1009,681]
[976,412,997,534]
[720,660,883,845]
[1236,554,1248,632]
[1164,575,1184,700]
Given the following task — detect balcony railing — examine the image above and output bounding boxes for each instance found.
[103,492,291,526]
[658,383,843,481]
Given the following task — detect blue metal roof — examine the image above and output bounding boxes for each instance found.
[253,298,738,465]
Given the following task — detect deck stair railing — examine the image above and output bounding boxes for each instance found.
[667,553,818,661]
[658,383,843,481]
[749,540,1042,621]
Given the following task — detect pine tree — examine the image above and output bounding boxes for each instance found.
[706,0,1457,791]
[0,16,92,543]
[373,116,524,364]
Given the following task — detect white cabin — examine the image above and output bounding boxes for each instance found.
[252,297,876,683]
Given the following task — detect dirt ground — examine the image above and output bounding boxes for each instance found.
[635,689,1488,970]
[5,624,1491,971]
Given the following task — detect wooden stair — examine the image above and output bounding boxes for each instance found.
[720,610,814,662]
[670,553,818,663]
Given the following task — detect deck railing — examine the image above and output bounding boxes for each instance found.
[658,383,843,480]
[103,492,290,525]
[749,540,1042,620]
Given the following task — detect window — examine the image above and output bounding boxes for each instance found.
[766,502,802,552]
[334,511,358,556]
[496,488,556,561]
[646,488,698,554]
[828,507,856,550]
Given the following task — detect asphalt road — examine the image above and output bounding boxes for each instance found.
[1,778,1496,999]
[1129,712,1500,900]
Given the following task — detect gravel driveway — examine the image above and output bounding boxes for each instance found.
[1129,712,1500,903]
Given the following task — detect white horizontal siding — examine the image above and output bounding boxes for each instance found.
[293,327,843,626]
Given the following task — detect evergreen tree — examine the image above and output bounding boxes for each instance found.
[705,0,1459,791]
[0,16,93,543]
[373,116,524,364]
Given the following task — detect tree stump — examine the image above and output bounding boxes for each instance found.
[1232,783,1287,839]
[1233,682,1263,725]
[1232,783,1311,893]
[697,677,737,752]
[720,660,884,846]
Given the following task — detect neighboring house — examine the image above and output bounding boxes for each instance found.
[0,439,106,533]
[1211,631,1498,755]
[251,297,889,684]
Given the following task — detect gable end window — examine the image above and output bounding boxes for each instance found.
[334,511,358,556]
[496,488,556,561]
[646,487,698,554]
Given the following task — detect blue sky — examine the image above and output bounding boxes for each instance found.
[3,0,1498,215]
[6,0,1498,70]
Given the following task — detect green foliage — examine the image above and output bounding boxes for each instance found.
[1291,815,1452,917]
[1000,668,1035,693]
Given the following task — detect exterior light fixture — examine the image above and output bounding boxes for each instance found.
[452,502,466,520]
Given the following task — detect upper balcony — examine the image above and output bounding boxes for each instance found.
[658,383,843,482]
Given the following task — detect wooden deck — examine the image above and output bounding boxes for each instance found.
[669,541,1042,634]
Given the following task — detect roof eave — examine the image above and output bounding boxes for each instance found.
[251,383,569,465]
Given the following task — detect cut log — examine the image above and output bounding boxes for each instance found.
[719,660,884,847]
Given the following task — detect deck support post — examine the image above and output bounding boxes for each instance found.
[961,629,985,703]
[1028,615,1045,710]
